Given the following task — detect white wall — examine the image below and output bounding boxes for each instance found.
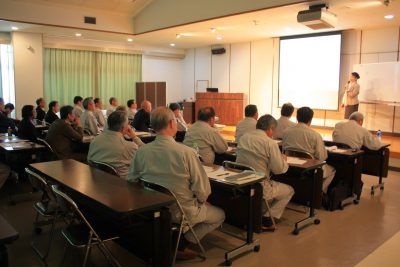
[142,55,183,105]
[12,32,43,118]
[181,39,276,117]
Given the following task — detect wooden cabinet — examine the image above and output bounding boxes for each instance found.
[136,82,166,108]
[195,92,244,125]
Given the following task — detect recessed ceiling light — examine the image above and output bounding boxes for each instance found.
[176,34,181,39]
[75,33,82,37]
[210,28,217,33]
[127,38,133,42]
[11,26,18,30]
[384,14,395,20]
[170,43,176,47]
[216,36,223,40]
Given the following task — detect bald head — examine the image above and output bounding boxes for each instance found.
[141,100,152,113]
[349,112,364,126]
[151,107,177,135]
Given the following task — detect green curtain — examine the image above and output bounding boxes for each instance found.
[97,52,141,106]
[44,48,95,105]
[44,48,142,106]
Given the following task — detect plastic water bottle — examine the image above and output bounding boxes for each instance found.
[377,130,382,141]
[7,127,12,137]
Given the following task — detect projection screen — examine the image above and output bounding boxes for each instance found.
[278,32,342,110]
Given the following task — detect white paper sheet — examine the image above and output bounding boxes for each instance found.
[286,156,307,165]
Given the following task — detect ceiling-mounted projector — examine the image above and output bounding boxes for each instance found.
[297,4,337,30]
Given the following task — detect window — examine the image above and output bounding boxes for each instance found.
[0,44,16,105]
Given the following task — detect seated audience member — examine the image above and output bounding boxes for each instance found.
[132,100,152,131]
[235,104,258,142]
[45,101,60,124]
[0,108,16,134]
[282,107,335,193]
[80,97,100,136]
[274,103,295,140]
[333,112,383,150]
[88,111,144,178]
[127,99,137,120]
[183,107,228,164]
[17,105,38,142]
[116,105,127,112]
[72,96,84,118]
[35,97,46,122]
[237,115,294,231]
[128,107,225,258]
[93,98,106,127]
[169,102,188,131]
[3,103,15,118]
[106,97,119,116]
[46,105,85,161]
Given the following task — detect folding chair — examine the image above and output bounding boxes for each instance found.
[88,161,119,177]
[51,185,120,267]
[25,168,61,260]
[139,179,206,265]
[222,161,276,228]
[37,138,58,161]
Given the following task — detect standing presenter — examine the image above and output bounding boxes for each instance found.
[342,72,360,119]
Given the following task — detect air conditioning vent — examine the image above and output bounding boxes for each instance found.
[84,16,96,24]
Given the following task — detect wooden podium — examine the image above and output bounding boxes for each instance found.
[195,92,244,125]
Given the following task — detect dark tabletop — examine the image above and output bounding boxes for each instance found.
[0,215,19,244]
[28,159,175,215]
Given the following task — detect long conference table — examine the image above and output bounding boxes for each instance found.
[28,159,175,267]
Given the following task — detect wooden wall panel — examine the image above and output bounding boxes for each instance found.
[195,92,244,125]
[156,82,166,107]
[136,82,145,105]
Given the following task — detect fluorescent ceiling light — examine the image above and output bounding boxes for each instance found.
[384,14,395,20]
[75,33,82,37]
[170,43,176,47]
[127,38,133,42]
[11,26,19,30]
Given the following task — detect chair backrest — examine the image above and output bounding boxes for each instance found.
[51,185,101,239]
[88,161,119,177]
[37,138,59,161]
[139,179,186,216]
[222,161,255,172]
[37,138,54,153]
[25,167,56,202]
[283,148,314,159]
[175,131,186,142]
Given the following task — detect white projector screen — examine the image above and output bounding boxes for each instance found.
[278,33,342,110]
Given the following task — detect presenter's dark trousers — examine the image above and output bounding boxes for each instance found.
[345,104,359,119]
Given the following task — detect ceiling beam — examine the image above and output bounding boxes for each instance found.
[133,0,310,34]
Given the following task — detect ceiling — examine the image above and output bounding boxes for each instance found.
[11,0,153,16]
[1,0,400,49]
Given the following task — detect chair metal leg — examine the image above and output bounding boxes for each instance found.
[265,199,276,227]
[186,221,206,260]
[83,232,93,267]
[172,222,184,265]
[31,213,57,261]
